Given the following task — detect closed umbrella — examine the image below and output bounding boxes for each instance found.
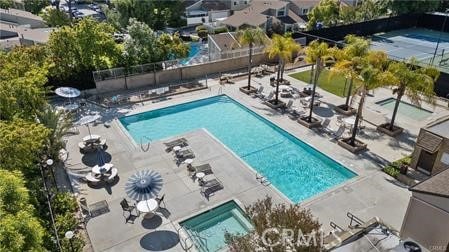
[125,170,163,201]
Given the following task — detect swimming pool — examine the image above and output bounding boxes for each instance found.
[376,98,433,121]
[179,200,252,252]
[120,95,356,203]
[180,42,201,65]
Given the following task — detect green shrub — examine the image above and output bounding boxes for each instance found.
[52,192,78,215]
[55,212,78,237]
[214,27,228,34]
[384,165,400,178]
[383,156,411,178]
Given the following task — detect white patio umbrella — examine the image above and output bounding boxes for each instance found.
[125,170,163,201]
[55,87,81,98]
[75,114,101,138]
[55,87,81,104]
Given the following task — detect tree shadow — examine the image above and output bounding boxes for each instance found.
[311,105,335,118]
[141,215,163,229]
[140,231,180,251]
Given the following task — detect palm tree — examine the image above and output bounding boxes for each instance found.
[237,28,268,91]
[330,35,370,112]
[346,51,393,146]
[265,34,301,104]
[384,59,439,132]
[37,106,73,161]
[304,40,332,122]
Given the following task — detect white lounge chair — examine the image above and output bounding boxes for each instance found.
[329,125,345,140]
[252,86,264,98]
[85,173,101,185]
[106,168,118,183]
[261,91,274,102]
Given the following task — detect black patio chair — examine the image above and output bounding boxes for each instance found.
[156,194,166,207]
[120,199,139,223]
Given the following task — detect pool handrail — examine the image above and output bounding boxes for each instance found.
[177,226,208,251]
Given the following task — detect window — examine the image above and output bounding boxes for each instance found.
[234,1,237,5]
[244,1,247,4]
[302,8,308,15]
[277,10,285,16]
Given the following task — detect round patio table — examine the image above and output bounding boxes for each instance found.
[92,163,113,175]
[136,199,159,218]
[83,134,101,143]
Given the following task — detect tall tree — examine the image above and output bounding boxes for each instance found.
[24,0,50,14]
[0,46,49,121]
[346,51,392,146]
[40,6,70,27]
[331,35,370,111]
[307,0,340,30]
[225,197,322,251]
[0,170,46,252]
[237,28,268,91]
[304,40,332,122]
[266,34,301,104]
[389,0,441,15]
[157,33,189,61]
[385,59,439,131]
[47,17,122,79]
[0,119,50,174]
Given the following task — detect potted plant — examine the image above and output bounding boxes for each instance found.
[236,28,268,95]
[264,34,301,109]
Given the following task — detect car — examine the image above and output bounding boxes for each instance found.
[88,3,98,10]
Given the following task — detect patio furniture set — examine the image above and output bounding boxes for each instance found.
[120,195,165,223]
[78,134,107,153]
[164,138,224,200]
[85,163,118,185]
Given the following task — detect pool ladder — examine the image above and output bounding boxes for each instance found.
[177,226,208,251]
[140,136,151,152]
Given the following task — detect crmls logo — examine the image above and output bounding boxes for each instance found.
[261,228,327,248]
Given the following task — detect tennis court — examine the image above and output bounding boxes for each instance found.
[370,28,449,72]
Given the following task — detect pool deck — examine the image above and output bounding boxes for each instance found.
[62,68,449,251]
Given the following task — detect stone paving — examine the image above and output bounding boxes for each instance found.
[62,67,449,251]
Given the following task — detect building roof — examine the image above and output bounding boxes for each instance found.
[410,168,449,198]
[426,116,449,139]
[0,7,43,21]
[208,32,241,51]
[201,0,229,11]
[222,0,289,28]
[0,24,52,43]
[290,0,321,8]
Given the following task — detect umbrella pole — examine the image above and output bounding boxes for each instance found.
[87,124,92,138]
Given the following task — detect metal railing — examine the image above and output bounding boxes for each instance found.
[177,226,209,252]
[346,212,365,228]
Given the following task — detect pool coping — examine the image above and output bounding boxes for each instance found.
[116,94,360,205]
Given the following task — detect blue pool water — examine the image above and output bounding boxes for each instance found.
[180,42,201,65]
[120,95,356,203]
[180,200,252,252]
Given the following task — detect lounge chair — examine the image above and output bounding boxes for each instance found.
[105,168,118,183]
[252,86,264,98]
[85,173,101,186]
[176,149,195,159]
[164,138,188,151]
[279,100,293,113]
[329,125,345,140]
[261,91,274,102]
[192,164,213,175]
[321,118,331,128]
[201,179,224,199]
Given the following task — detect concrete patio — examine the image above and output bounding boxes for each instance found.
[61,67,449,251]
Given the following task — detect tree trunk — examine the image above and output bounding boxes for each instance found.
[275,61,282,104]
[309,64,314,83]
[247,43,253,90]
[389,88,404,131]
[350,90,365,146]
[307,60,321,122]
[280,63,285,81]
[68,0,72,21]
[345,78,354,108]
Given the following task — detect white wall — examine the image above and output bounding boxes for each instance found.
[187,16,207,26]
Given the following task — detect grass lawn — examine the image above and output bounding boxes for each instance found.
[289,69,355,97]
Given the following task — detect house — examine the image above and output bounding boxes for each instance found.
[207,31,267,61]
[410,117,449,175]
[0,25,53,50]
[0,8,46,28]
[289,0,320,17]
[0,8,51,50]
[221,0,307,32]
[400,168,449,250]
[185,0,250,26]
